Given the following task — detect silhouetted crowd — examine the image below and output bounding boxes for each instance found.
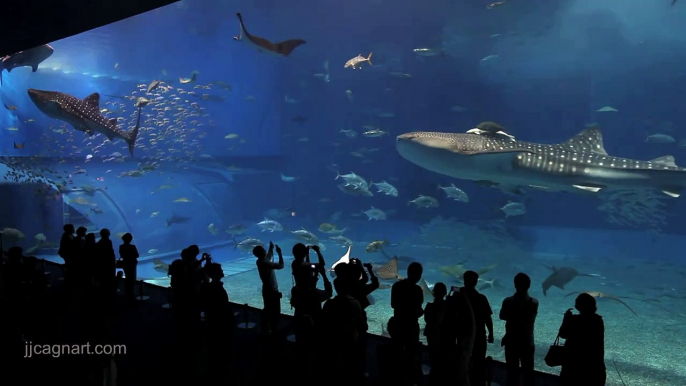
[0,225,608,386]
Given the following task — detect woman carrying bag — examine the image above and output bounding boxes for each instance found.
[552,293,607,386]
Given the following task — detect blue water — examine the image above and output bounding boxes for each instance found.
[2,0,686,384]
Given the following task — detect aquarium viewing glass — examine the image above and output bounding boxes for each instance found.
[1,1,685,385]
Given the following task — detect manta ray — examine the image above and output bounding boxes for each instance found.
[233,13,306,57]
[397,125,686,198]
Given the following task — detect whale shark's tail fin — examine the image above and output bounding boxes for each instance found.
[126,106,142,156]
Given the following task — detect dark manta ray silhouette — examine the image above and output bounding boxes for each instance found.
[541,266,597,296]
[233,13,306,57]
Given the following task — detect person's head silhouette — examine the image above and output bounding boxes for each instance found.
[514,272,531,294]
[575,293,597,315]
[464,270,479,289]
[407,262,423,284]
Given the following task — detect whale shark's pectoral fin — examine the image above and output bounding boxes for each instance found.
[274,39,307,56]
[495,130,516,141]
[32,64,39,72]
[572,184,604,193]
[474,180,523,195]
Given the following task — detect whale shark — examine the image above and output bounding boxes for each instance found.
[0,44,53,85]
[28,89,141,156]
[233,13,306,57]
[396,126,686,197]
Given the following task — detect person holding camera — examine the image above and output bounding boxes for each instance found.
[557,293,606,386]
[254,241,284,336]
[289,244,332,383]
[169,248,212,325]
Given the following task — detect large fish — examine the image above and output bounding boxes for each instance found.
[233,13,306,57]
[28,89,141,156]
[396,125,686,198]
[1,44,53,85]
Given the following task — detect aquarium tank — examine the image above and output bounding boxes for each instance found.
[1,0,686,384]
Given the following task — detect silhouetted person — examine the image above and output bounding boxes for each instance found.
[290,244,332,383]
[201,262,236,382]
[558,293,606,386]
[169,248,209,324]
[59,223,75,271]
[377,317,418,386]
[462,270,494,386]
[443,287,476,386]
[119,233,139,301]
[84,233,97,287]
[348,257,379,380]
[168,248,210,382]
[254,241,284,335]
[71,226,87,292]
[291,242,310,284]
[424,282,447,385]
[390,262,424,384]
[391,262,424,346]
[96,229,116,301]
[500,273,538,386]
[322,269,365,385]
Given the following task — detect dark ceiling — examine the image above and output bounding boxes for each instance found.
[0,0,179,57]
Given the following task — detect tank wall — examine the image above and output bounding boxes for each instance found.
[0,0,284,158]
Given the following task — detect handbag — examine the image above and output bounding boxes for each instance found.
[544,333,566,367]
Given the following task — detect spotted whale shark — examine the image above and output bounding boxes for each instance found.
[28,89,141,156]
[0,44,53,86]
[396,126,686,197]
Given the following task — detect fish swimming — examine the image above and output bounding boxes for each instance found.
[233,13,306,57]
[396,125,686,198]
[28,89,141,156]
[166,213,191,227]
[1,44,53,85]
[345,53,373,69]
[542,266,595,296]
